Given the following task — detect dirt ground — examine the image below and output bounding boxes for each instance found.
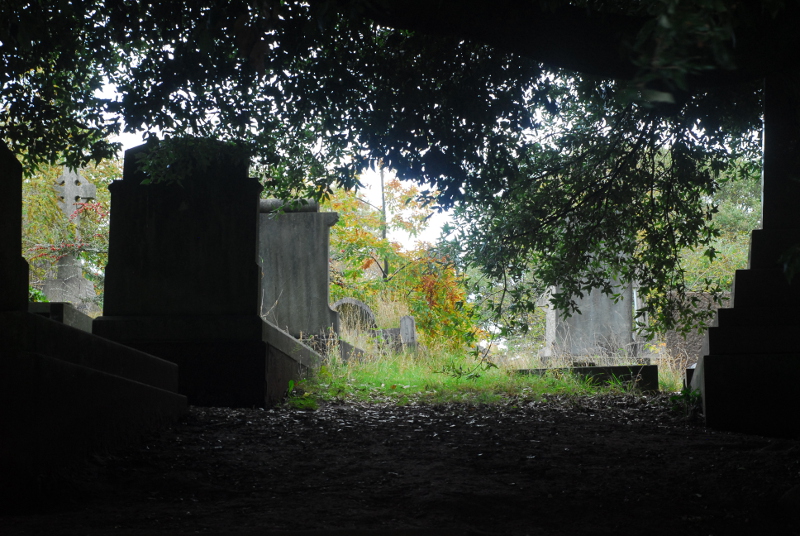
[4,394,800,536]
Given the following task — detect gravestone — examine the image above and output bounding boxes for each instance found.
[0,144,28,312]
[332,297,378,331]
[400,315,418,351]
[541,283,636,360]
[258,199,339,340]
[93,141,269,407]
[42,168,100,315]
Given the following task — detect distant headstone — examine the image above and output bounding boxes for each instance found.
[53,167,97,218]
[42,168,100,315]
[332,297,378,331]
[541,283,636,360]
[400,315,417,351]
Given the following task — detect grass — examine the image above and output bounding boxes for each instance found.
[288,296,688,408]
[290,337,672,408]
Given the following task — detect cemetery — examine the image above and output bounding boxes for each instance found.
[4,1,800,534]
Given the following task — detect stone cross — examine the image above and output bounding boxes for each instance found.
[54,168,97,219]
[42,167,100,315]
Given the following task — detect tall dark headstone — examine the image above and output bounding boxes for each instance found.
[93,142,268,406]
[0,143,29,312]
[694,71,800,437]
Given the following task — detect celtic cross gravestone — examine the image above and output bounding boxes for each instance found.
[42,167,100,315]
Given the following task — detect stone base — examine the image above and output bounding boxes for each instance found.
[29,301,94,333]
[93,316,324,407]
[131,340,268,407]
[517,365,659,393]
[0,313,187,496]
[693,354,800,437]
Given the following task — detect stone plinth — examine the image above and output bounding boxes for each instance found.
[42,253,100,315]
[93,142,268,407]
[258,204,339,339]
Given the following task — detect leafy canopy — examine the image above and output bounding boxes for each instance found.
[3,0,783,332]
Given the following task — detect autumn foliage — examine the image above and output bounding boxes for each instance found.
[323,178,478,351]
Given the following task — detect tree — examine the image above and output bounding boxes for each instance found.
[4,0,796,333]
[324,181,477,350]
[22,158,118,305]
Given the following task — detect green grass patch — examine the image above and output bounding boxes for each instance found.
[288,347,656,408]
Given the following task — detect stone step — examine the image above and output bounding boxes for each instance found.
[28,301,93,332]
[0,350,186,495]
[713,306,800,327]
[704,324,800,355]
[5,311,180,392]
[747,228,800,270]
[731,269,800,308]
[692,353,800,437]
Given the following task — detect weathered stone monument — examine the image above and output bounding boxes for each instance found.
[1,143,186,491]
[693,73,800,437]
[258,199,340,340]
[93,141,319,407]
[42,167,101,315]
[541,283,636,360]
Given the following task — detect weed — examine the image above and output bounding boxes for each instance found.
[670,386,702,420]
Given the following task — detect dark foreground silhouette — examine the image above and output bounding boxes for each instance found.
[4,394,800,535]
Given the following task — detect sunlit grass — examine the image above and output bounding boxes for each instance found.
[294,295,680,409]
[295,338,657,408]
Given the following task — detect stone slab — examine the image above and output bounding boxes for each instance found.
[3,311,180,392]
[262,320,323,405]
[258,211,339,338]
[0,350,187,499]
[517,365,659,393]
[29,301,93,333]
[703,324,800,355]
[748,228,800,269]
[694,354,800,437]
[94,314,264,342]
[262,320,323,370]
[116,339,268,408]
[713,306,800,328]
